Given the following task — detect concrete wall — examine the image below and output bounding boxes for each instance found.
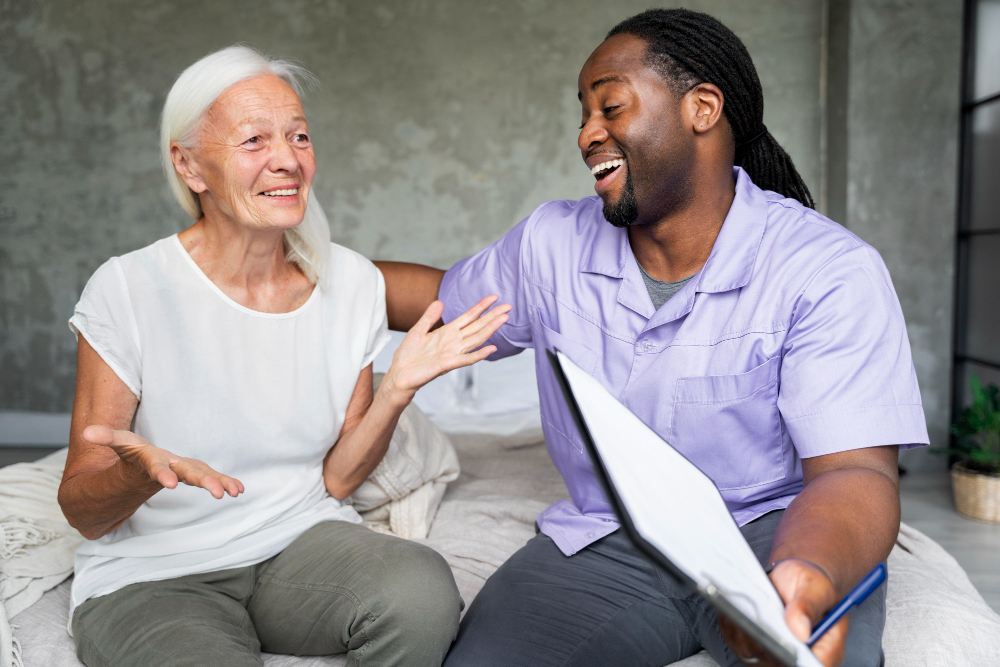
[0,0,967,471]
[842,0,964,469]
[0,0,824,414]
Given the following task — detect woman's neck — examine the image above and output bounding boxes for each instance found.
[178,207,314,313]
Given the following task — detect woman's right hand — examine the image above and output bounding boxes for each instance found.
[81,425,245,499]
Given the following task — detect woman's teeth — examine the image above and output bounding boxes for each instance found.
[591,159,625,179]
[262,188,298,197]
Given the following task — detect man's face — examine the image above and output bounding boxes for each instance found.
[577,34,694,227]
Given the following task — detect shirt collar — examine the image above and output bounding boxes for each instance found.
[580,167,768,295]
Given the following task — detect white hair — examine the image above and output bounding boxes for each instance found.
[160,45,330,285]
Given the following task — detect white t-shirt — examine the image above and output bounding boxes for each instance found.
[67,234,391,619]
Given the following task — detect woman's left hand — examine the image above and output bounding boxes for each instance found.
[381,295,511,404]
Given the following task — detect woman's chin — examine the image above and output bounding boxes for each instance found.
[242,208,306,231]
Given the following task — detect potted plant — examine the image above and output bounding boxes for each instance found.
[937,374,1000,523]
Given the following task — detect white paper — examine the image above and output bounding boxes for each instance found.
[557,352,822,667]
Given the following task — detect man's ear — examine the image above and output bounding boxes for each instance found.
[170,143,207,194]
[684,82,725,136]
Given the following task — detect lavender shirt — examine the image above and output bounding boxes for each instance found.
[440,168,928,557]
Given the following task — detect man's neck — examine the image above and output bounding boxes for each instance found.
[628,170,736,283]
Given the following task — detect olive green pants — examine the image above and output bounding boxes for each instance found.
[72,521,463,667]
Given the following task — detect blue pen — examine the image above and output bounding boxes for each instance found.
[807,562,887,646]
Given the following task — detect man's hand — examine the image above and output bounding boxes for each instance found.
[380,295,511,404]
[718,558,847,666]
[81,425,245,499]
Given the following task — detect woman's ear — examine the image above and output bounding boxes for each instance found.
[170,143,207,194]
[684,82,725,136]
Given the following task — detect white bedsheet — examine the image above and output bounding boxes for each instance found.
[11,428,1000,666]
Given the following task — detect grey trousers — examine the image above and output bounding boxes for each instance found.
[72,521,463,667]
[443,510,886,667]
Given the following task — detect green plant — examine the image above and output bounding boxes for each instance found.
[935,374,1000,474]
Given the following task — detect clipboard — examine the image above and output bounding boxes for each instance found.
[546,348,803,667]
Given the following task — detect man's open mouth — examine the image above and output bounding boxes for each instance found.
[591,158,625,182]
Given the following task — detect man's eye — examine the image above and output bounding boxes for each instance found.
[245,136,261,145]
[603,106,621,115]
[293,133,309,143]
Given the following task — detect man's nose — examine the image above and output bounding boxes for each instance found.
[578,118,609,153]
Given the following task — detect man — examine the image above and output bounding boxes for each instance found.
[377,9,927,667]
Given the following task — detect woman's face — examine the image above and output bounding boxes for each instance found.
[176,74,316,231]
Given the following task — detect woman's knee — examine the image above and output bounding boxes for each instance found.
[376,540,462,639]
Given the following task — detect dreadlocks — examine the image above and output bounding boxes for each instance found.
[607,8,815,209]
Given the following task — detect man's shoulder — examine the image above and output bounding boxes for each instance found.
[760,193,878,273]
[519,196,604,247]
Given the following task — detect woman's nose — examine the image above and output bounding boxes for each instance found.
[269,139,300,173]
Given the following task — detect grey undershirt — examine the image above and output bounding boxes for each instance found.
[635,257,695,310]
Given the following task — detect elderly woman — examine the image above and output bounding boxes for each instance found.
[57,46,509,667]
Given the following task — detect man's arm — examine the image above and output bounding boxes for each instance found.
[721,445,900,666]
[771,445,900,602]
[374,261,445,331]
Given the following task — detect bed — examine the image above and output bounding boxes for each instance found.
[9,344,1000,665]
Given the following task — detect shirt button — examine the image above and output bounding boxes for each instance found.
[641,340,655,353]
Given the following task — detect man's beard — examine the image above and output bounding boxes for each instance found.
[602,169,639,228]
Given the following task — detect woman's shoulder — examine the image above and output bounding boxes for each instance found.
[115,234,181,269]
[84,235,179,293]
[327,242,382,285]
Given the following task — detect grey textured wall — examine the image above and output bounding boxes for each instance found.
[844,0,963,470]
[0,0,824,413]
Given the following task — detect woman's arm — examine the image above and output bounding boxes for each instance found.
[58,337,243,540]
[59,337,155,539]
[373,261,445,331]
[323,296,509,498]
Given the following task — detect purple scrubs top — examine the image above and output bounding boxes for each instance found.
[439,168,928,557]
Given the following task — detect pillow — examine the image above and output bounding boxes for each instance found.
[469,348,540,415]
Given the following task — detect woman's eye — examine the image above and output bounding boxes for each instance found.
[293,133,309,143]
[244,136,262,145]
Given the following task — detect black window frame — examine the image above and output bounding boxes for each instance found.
[951,0,1000,436]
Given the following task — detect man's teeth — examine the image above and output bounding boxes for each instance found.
[262,188,298,197]
[591,159,625,177]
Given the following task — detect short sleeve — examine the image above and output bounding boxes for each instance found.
[69,258,142,399]
[778,245,929,457]
[362,268,392,369]
[438,212,536,358]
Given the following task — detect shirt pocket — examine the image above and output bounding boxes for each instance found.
[670,355,783,491]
